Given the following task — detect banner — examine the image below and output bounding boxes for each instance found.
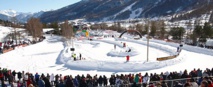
[85,31,89,37]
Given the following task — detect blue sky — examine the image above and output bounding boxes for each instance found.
[0,0,81,13]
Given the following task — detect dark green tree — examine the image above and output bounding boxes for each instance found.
[169,27,185,40]
[203,22,213,38]
[160,21,166,39]
[150,21,157,37]
[50,22,60,35]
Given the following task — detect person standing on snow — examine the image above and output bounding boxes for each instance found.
[79,53,82,60]
[50,73,54,86]
[114,44,116,50]
[35,73,40,85]
[0,47,2,54]
[98,75,103,86]
[38,77,45,87]
[115,76,122,87]
[143,73,150,87]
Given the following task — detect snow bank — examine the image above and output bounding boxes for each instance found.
[107,47,139,57]
[150,39,213,56]
[58,38,184,72]
[116,38,178,55]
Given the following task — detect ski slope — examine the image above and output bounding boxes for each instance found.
[0,30,213,77]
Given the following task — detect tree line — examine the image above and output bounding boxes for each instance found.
[5,17,213,46]
[90,20,213,45]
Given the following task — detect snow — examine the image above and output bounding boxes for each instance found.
[0,28,213,77]
[0,9,44,23]
[0,26,12,42]
[129,8,143,19]
[0,9,17,17]
[103,2,137,21]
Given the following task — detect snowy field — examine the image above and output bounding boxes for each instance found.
[0,26,12,42]
[0,27,213,78]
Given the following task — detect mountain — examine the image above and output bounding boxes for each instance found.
[0,9,45,23]
[39,0,213,23]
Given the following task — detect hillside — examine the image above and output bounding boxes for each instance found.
[40,0,213,23]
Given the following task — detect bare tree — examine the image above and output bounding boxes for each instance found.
[61,20,73,39]
[26,18,43,41]
[10,17,19,45]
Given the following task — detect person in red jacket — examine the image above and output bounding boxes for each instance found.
[27,77,32,87]
[0,71,5,87]
[208,80,213,87]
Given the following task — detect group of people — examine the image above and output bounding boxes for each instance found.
[72,53,85,61]
[0,67,213,87]
[0,40,28,54]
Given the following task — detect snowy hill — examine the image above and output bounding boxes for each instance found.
[0,10,45,23]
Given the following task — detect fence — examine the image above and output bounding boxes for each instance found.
[0,76,212,87]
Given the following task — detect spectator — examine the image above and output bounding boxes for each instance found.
[131,82,138,87]
[98,75,103,86]
[65,76,74,87]
[143,73,149,87]
[156,82,162,87]
[184,82,192,87]
[50,73,54,86]
[17,71,22,81]
[103,75,108,86]
[208,80,213,87]
[201,80,208,87]
[109,75,115,86]
[161,81,168,87]
[28,84,34,87]
[43,77,51,87]
[73,76,79,87]
[38,77,45,87]
[190,78,198,87]
[115,76,121,87]
[58,80,65,87]
[35,72,40,85]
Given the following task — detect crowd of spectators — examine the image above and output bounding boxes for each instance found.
[0,67,213,87]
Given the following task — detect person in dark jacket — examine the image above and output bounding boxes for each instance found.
[55,74,59,86]
[109,75,116,86]
[174,81,183,87]
[58,80,65,87]
[12,70,16,80]
[17,71,22,81]
[103,75,108,86]
[38,77,45,87]
[65,77,74,87]
[43,77,51,87]
[0,47,2,54]
[35,73,40,85]
[132,82,138,87]
[98,75,103,86]
[73,76,79,87]
[79,76,87,87]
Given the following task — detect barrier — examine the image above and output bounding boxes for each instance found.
[2,44,28,53]
[3,48,14,53]
[21,44,28,47]
[157,54,179,61]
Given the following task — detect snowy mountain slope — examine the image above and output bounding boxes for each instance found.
[0,9,17,17]
[0,10,45,23]
[39,0,213,22]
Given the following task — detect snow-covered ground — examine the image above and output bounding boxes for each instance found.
[0,26,12,42]
[0,27,213,78]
